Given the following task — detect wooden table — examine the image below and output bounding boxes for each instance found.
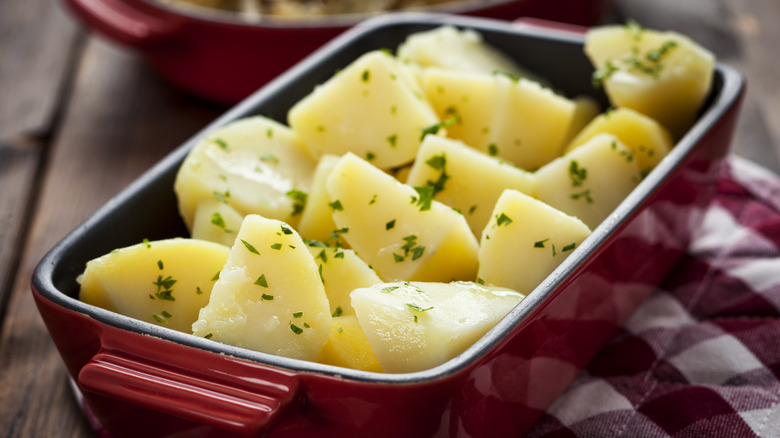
[1,0,778,436]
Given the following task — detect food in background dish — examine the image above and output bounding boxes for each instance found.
[78,22,716,373]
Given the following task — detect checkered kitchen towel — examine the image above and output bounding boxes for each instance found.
[527,155,780,437]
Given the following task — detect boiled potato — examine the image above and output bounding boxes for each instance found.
[562,95,601,146]
[565,107,673,176]
[535,133,643,229]
[477,190,591,295]
[174,116,316,231]
[190,199,244,247]
[351,281,525,373]
[326,152,479,282]
[397,25,532,79]
[288,50,440,169]
[586,21,715,138]
[296,155,341,243]
[307,243,382,317]
[422,68,576,170]
[78,238,229,333]
[317,315,383,372]
[192,214,331,361]
[405,135,536,237]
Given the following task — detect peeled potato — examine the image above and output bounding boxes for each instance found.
[351,281,525,373]
[192,214,331,361]
[78,238,230,333]
[317,315,383,372]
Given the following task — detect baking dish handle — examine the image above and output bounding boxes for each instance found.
[65,0,181,46]
[78,350,297,435]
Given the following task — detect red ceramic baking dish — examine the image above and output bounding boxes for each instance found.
[32,13,744,438]
[62,0,608,104]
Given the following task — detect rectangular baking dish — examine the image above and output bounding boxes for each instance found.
[32,12,745,438]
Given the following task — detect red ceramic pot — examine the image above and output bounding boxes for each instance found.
[63,0,608,104]
[32,14,745,438]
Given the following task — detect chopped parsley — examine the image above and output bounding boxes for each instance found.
[255,274,269,288]
[290,323,303,335]
[157,260,164,270]
[270,243,283,250]
[568,160,587,187]
[386,219,396,230]
[496,213,513,227]
[210,212,233,233]
[329,200,344,211]
[293,311,303,318]
[361,69,370,82]
[260,153,279,164]
[387,134,397,147]
[213,138,229,151]
[571,189,594,203]
[261,293,274,300]
[412,185,435,211]
[332,306,343,317]
[534,238,549,248]
[241,239,260,255]
[420,107,460,140]
[213,190,230,204]
[488,144,499,157]
[153,275,176,301]
[562,242,577,252]
[286,189,308,216]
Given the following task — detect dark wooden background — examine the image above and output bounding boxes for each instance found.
[1,0,778,436]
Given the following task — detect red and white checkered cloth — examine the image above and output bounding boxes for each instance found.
[527,155,780,437]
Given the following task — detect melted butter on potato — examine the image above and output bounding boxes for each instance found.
[78,238,230,333]
[326,152,479,282]
[174,116,316,232]
[351,281,525,373]
[192,214,331,361]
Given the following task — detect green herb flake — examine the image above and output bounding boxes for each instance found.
[281,225,293,235]
[211,271,220,281]
[386,219,396,230]
[261,293,274,300]
[329,200,344,211]
[213,138,229,151]
[477,277,485,285]
[157,260,164,270]
[562,242,577,252]
[304,322,310,328]
[153,314,167,323]
[361,69,370,82]
[293,311,303,318]
[413,185,434,211]
[213,190,230,204]
[153,275,177,301]
[381,286,400,293]
[496,213,513,227]
[469,205,477,215]
[534,238,549,248]
[337,327,344,333]
[332,306,343,317]
[161,310,172,318]
[334,251,345,259]
[426,154,447,171]
[406,303,433,312]
[260,153,279,164]
[266,128,274,139]
[571,189,594,203]
[241,239,261,255]
[271,243,283,250]
[290,323,304,335]
[143,238,151,248]
[366,151,376,161]
[318,263,324,284]
[492,70,520,82]
[387,134,397,147]
[255,274,269,288]
[316,249,328,263]
[286,189,308,216]
[412,245,425,261]
[487,144,499,157]
[205,333,213,339]
[420,107,460,140]
[568,160,587,187]
[393,253,405,263]
[369,194,378,205]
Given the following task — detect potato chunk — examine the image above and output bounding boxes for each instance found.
[326,153,479,282]
[190,199,243,247]
[174,116,316,231]
[317,315,383,372]
[477,190,591,295]
[405,135,535,237]
[78,238,229,333]
[351,281,524,373]
[397,25,531,78]
[192,215,331,361]
[307,243,382,317]
[565,107,673,176]
[535,133,643,229]
[586,22,716,138]
[296,155,340,243]
[288,50,440,169]
[422,68,576,170]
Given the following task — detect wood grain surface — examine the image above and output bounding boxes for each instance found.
[0,1,777,436]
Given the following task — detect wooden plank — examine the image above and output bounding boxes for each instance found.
[0,144,42,323]
[0,0,82,144]
[610,0,780,174]
[0,37,222,437]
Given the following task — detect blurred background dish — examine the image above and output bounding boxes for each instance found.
[63,0,608,104]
